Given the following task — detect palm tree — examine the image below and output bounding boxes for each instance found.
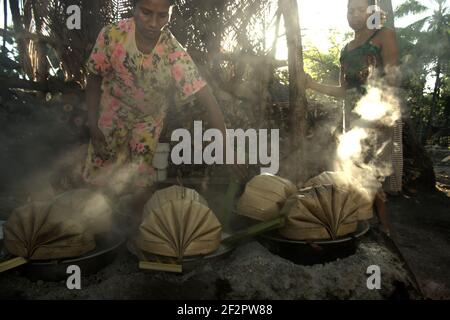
[3,0,118,86]
[4,0,274,84]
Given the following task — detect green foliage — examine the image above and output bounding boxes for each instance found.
[302,31,351,107]
[395,0,428,17]
[395,0,449,141]
[303,37,341,85]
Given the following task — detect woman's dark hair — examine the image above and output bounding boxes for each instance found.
[132,0,176,7]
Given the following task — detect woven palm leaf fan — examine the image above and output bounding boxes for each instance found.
[3,201,95,261]
[280,185,359,241]
[1,189,113,272]
[304,171,380,221]
[141,185,208,219]
[136,186,222,259]
[237,174,296,221]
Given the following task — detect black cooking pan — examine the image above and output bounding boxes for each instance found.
[0,231,126,282]
[128,216,285,274]
[127,233,235,274]
[257,221,370,266]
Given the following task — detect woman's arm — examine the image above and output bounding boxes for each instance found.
[195,85,226,138]
[86,74,108,157]
[379,28,400,87]
[306,68,346,99]
[195,85,247,180]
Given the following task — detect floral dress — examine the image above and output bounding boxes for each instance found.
[82,18,206,189]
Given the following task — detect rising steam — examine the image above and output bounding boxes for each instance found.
[334,77,402,200]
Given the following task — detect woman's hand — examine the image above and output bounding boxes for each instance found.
[90,126,109,159]
[303,73,346,98]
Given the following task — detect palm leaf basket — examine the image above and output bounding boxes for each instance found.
[0,189,113,273]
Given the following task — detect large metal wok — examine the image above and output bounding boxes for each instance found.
[128,213,286,274]
[0,224,126,282]
[257,221,370,265]
[127,233,235,274]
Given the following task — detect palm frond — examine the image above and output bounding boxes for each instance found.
[395,0,428,18]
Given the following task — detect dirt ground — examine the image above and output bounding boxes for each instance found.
[387,164,450,300]
[0,231,422,300]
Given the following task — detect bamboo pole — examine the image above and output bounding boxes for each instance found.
[221,216,285,248]
[0,257,28,273]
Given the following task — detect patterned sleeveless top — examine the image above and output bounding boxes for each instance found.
[340,28,384,93]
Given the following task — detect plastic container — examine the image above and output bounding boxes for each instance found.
[152,143,171,170]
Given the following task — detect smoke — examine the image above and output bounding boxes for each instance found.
[88,163,143,197]
[354,86,401,126]
[333,75,403,199]
[0,90,138,229]
[337,128,368,161]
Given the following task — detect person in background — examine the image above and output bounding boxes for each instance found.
[306,0,403,235]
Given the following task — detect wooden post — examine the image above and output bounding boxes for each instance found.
[279,0,308,183]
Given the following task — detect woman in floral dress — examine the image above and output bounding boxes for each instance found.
[83,0,244,213]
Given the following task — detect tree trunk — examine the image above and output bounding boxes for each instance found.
[424,60,442,144]
[379,0,395,28]
[256,10,282,127]
[31,1,49,88]
[9,0,33,78]
[444,95,450,130]
[2,0,7,53]
[279,0,308,183]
